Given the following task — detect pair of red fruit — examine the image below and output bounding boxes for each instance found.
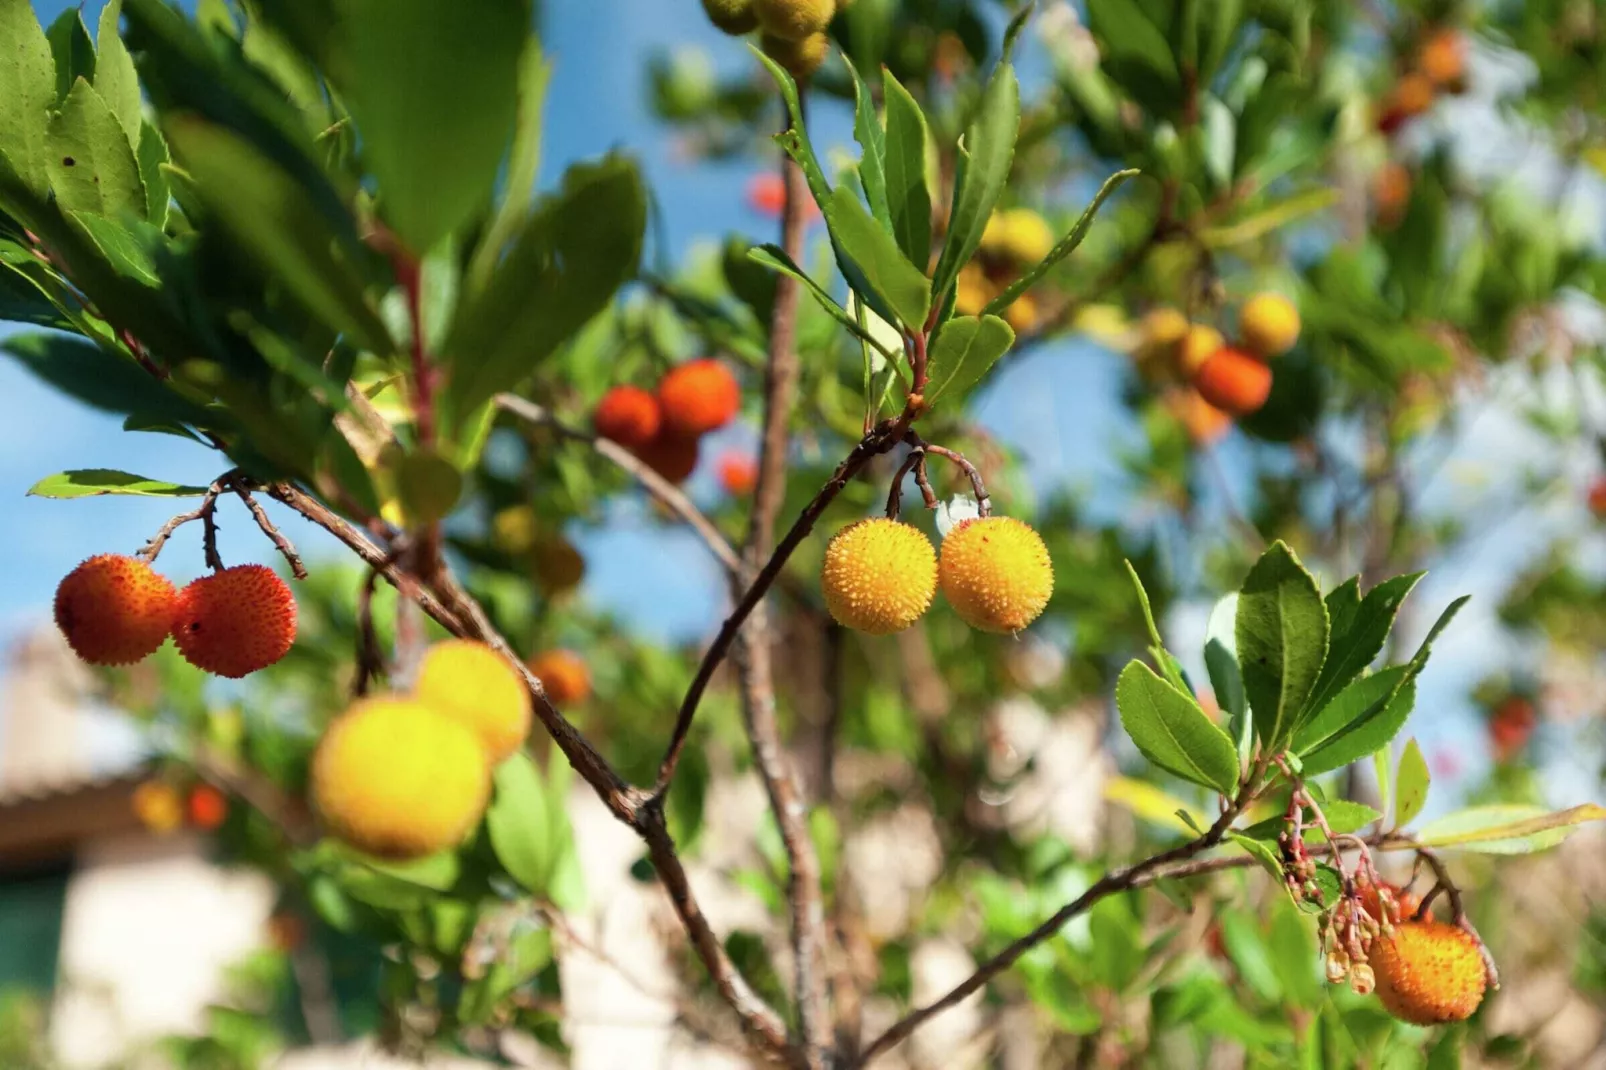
[592,358,741,484]
[55,555,296,678]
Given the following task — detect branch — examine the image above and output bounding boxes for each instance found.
[732,149,830,1065]
[227,476,308,579]
[137,476,226,570]
[495,393,741,575]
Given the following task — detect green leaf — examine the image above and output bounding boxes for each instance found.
[925,314,1014,403]
[443,154,644,430]
[1372,745,1393,829]
[136,121,170,229]
[1241,799,1380,843]
[485,752,553,894]
[827,185,931,331]
[0,331,212,426]
[1227,831,1283,878]
[333,0,531,253]
[94,0,144,150]
[1204,593,1250,762]
[1087,0,1182,116]
[1116,661,1240,796]
[1322,578,1361,652]
[847,56,889,234]
[747,244,897,361]
[1235,541,1328,750]
[164,117,391,354]
[27,469,208,499]
[1267,899,1321,1009]
[0,0,56,199]
[1403,595,1470,676]
[1414,804,1606,854]
[67,212,160,286]
[1299,678,1416,778]
[45,9,96,104]
[1300,572,1423,728]
[466,44,549,294]
[1198,188,1337,248]
[984,168,1137,316]
[1125,561,1189,695]
[1394,738,1430,828]
[882,70,932,270]
[1221,910,1281,1002]
[930,57,1020,304]
[47,78,147,221]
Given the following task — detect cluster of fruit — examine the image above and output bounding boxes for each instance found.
[312,640,585,861]
[954,208,1059,333]
[593,358,741,485]
[822,515,1054,636]
[1136,291,1302,443]
[55,555,296,678]
[1377,27,1467,136]
[1487,693,1537,764]
[700,0,852,80]
[131,780,230,835]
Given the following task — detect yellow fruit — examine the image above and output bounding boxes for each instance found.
[313,697,491,860]
[702,0,758,34]
[1178,324,1224,376]
[1004,292,1040,334]
[954,263,995,316]
[997,209,1056,264]
[414,640,532,765]
[491,506,538,554]
[1372,921,1488,1025]
[132,781,184,834]
[55,554,177,666]
[528,649,591,706]
[821,518,937,635]
[939,516,1054,634]
[1239,292,1301,358]
[1142,306,1190,349]
[752,0,834,41]
[761,30,830,79]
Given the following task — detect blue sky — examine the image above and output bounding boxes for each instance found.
[5,0,1602,815]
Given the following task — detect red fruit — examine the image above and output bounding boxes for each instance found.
[188,784,228,830]
[717,451,759,495]
[746,172,820,220]
[172,565,297,678]
[55,554,178,666]
[636,431,701,484]
[1489,696,1536,762]
[1588,477,1606,518]
[657,359,740,436]
[1194,347,1273,415]
[594,386,662,449]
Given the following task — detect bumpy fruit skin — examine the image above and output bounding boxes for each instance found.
[132,781,183,834]
[1194,347,1273,416]
[1178,324,1224,376]
[55,554,178,666]
[636,431,701,484]
[313,697,491,860]
[414,639,532,764]
[528,649,591,706]
[187,784,228,831]
[1239,292,1301,358]
[718,452,759,496]
[939,517,1054,634]
[822,519,937,635]
[752,0,834,41]
[702,0,759,34]
[171,565,297,678]
[658,358,740,436]
[1372,921,1488,1025]
[762,31,830,79]
[1356,875,1421,924]
[594,385,662,449]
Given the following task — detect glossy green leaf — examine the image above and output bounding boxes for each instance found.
[1125,561,1189,695]
[1203,593,1250,763]
[466,44,549,294]
[930,56,1019,304]
[67,212,159,286]
[0,331,212,425]
[1299,679,1416,778]
[48,78,146,221]
[1116,661,1240,796]
[334,0,531,253]
[95,0,143,149]
[485,752,553,893]
[1414,803,1606,854]
[1267,899,1321,1009]
[1227,831,1282,878]
[135,121,169,229]
[1394,737,1430,827]
[1235,541,1328,749]
[882,70,931,270]
[1301,571,1422,728]
[27,469,208,499]
[1373,745,1393,828]
[984,168,1137,316]
[827,185,931,330]
[925,314,1014,402]
[847,56,889,233]
[747,244,897,361]
[1221,910,1280,1002]
[1087,0,1181,115]
[164,117,391,354]
[0,0,56,199]
[45,9,96,104]
[443,154,644,429]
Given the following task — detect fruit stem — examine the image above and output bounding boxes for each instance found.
[1411,844,1501,990]
[906,431,991,517]
[137,475,228,570]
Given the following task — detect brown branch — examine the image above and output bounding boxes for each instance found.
[137,480,226,566]
[495,394,741,575]
[731,148,829,1065]
[885,443,929,521]
[228,477,308,579]
[264,481,799,1063]
[353,567,386,698]
[914,436,991,518]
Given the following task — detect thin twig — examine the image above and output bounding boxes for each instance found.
[137,480,226,565]
[229,477,308,579]
[1411,845,1500,989]
[496,394,741,575]
[914,434,991,517]
[353,568,386,698]
[885,444,929,521]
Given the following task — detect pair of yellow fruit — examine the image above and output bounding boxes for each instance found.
[312,640,532,860]
[702,0,852,78]
[822,516,1054,636]
[1140,291,1301,375]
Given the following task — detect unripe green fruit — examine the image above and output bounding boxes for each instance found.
[761,31,830,79]
[702,0,758,34]
[753,0,834,41]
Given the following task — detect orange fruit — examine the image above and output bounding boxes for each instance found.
[594,386,662,449]
[1194,347,1273,416]
[657,359,741,436]
[55,554,177,666]
[171,565,297,678]
[1372,921,1488,1025]
[527,649,591,706]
